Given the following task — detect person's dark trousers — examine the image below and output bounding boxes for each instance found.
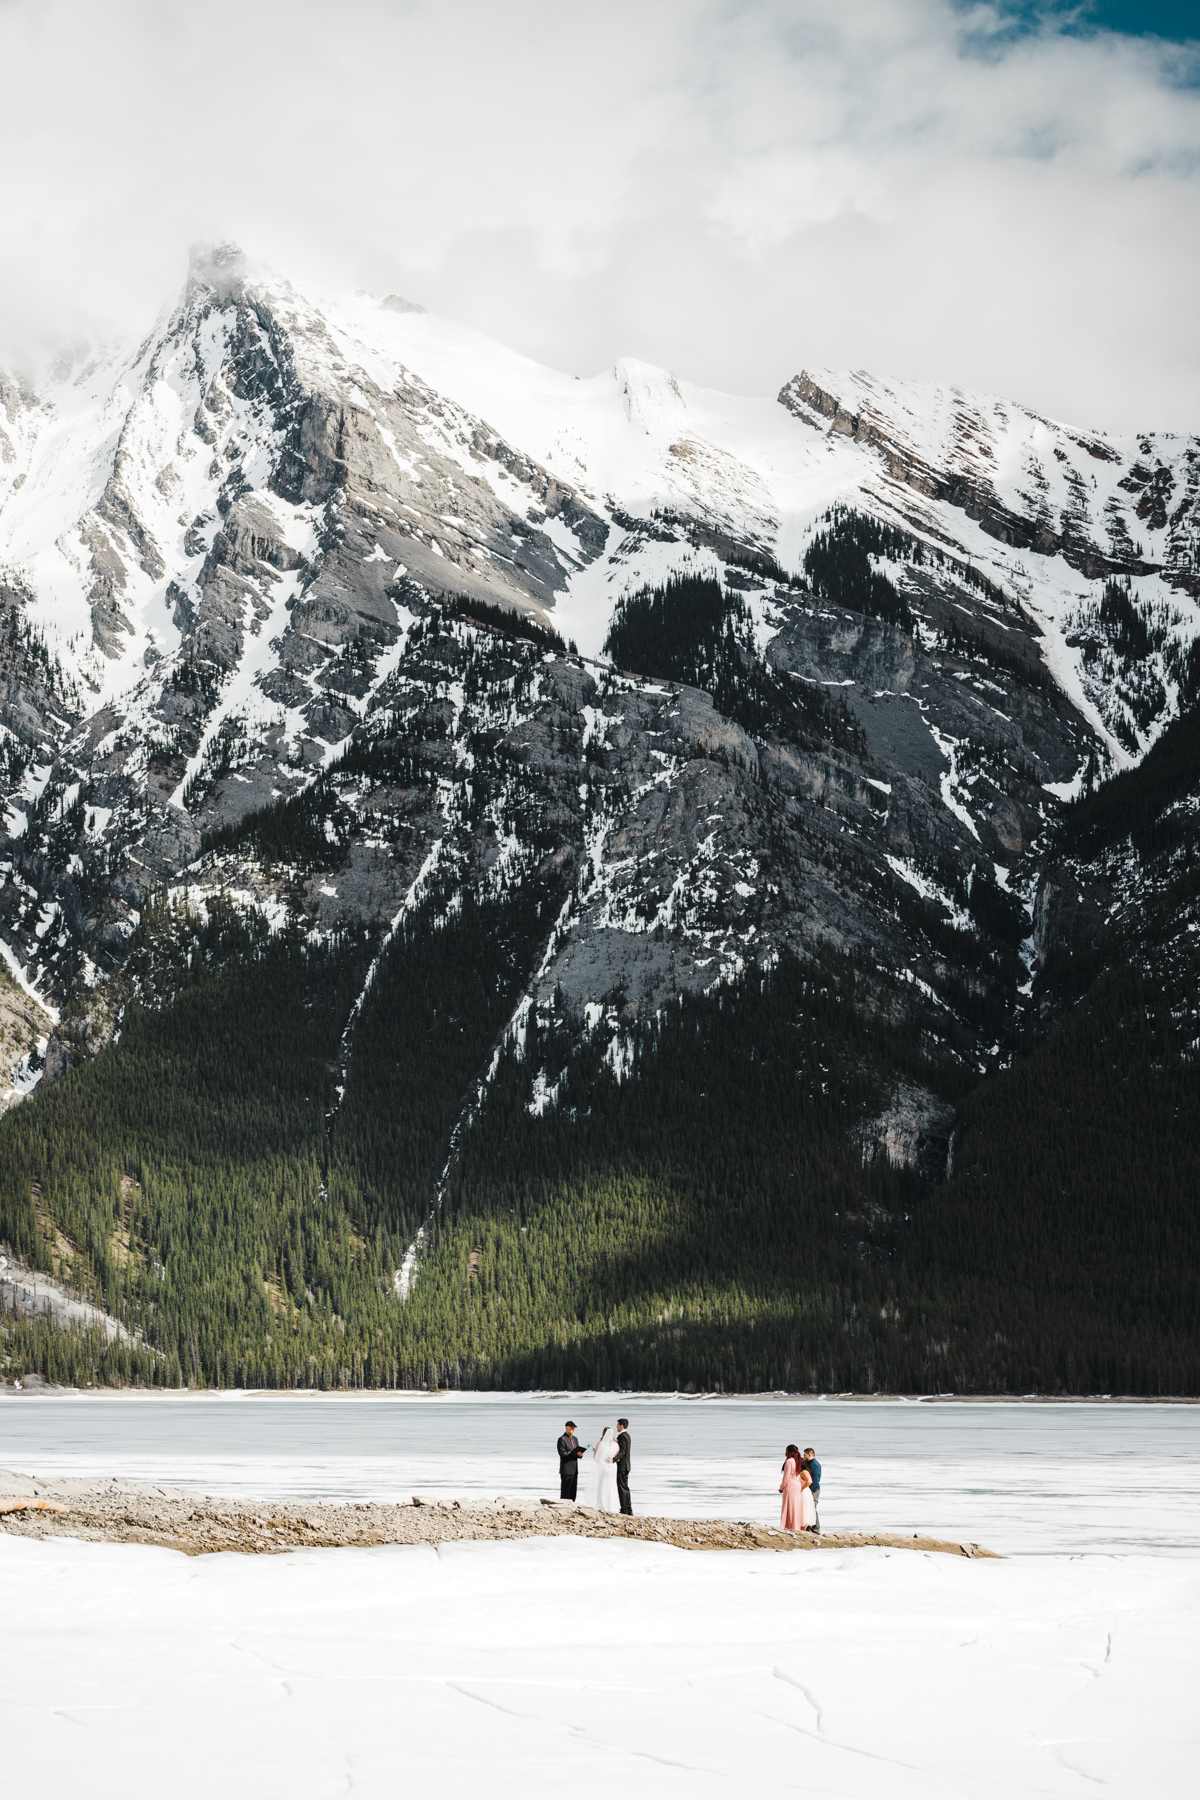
[615,1428,632,1513]
[560,1467,578,1501]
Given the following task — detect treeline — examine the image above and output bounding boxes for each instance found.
[1059,702,1200,863]
[0,1309,174,1387]
[326,862,573,1252]
[801,506,914,627]
[3,912,1198,1390]
[1091,576,1200,716]
[604,573,863,753]
[394,918,1200,1392]
[449,593,567,654]
[905,962,1200,1395]
[201,776,351,871]
[398,953,933,1391]
[0,925,377,1386]
[0,856,579,1388]
[938,616,1053,694]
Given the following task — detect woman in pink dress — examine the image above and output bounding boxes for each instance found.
[779,1444,816,1531]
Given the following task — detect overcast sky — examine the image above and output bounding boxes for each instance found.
[1,0,1197,432]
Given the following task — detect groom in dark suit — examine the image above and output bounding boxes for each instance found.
[557,1421,585,1500]
[615,1418,633,1515]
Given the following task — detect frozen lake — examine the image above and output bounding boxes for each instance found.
[3,1392,1197,1554]
[5,1397,1199,1796]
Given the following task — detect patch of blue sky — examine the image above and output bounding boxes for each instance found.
[959,3,1199,82]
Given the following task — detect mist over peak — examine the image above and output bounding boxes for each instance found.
[186,241,249,298]
[0,2,1196,431]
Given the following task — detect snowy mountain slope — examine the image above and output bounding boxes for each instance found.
[0,243,1195,1112]
[781,363,1199,581]
[780,368,1200,762]
[304,285,1200,745]
[3,246,1196,756]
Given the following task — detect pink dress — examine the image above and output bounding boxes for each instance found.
[780,1464,815,1531]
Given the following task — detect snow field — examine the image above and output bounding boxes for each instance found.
[1,1534,1195,1798]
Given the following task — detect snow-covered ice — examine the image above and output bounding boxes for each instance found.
[1,1533,1196,1798]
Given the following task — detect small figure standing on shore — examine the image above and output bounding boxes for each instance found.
[616,1417,633,1516]
[557,1421,586,1500]
[779,1444,816,1532]
[803,1446,822,1534]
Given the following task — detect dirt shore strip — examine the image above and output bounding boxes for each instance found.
[0,1474,996,1557]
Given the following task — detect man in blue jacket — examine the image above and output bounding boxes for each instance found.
[803,1447,821,1532]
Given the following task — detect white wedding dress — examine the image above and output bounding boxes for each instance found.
[592,1426,620,1512]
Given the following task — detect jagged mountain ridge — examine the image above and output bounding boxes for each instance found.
[0,244,1195,1027]
[0,246,1198,1390]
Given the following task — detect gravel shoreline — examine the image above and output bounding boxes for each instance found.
[0,1472,996,1557]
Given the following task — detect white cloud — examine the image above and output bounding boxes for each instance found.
[0,0,1196,431]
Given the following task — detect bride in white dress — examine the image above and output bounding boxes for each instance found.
[591,1425,620,1512]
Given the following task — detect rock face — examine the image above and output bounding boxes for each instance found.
[0,1253,135,1342]
[0,244,1197,1162]
[0,973,49,1110]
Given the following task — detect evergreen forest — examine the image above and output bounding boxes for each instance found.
[2,830,1197,1391]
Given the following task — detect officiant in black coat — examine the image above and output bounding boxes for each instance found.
[557,1422,585,1500]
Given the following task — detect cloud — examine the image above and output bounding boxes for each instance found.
[0,0,1196,430]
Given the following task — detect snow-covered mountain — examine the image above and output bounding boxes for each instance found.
[0,240,1196,1109]
[3,245,1199,1392]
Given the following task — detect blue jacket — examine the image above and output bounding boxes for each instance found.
[807,1457,822,1492]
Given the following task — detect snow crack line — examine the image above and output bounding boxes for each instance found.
[768,1666,918,1771]
[445,1682,717,1776]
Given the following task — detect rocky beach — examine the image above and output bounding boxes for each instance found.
[0,1470,992,1558]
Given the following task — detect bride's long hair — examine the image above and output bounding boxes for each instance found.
[782,1443,803,1474]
